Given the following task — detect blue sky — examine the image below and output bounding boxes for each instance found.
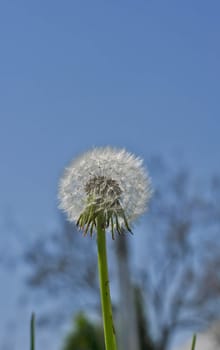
[0,0,220,348]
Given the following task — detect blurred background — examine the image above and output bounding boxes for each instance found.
[0,1,220,349]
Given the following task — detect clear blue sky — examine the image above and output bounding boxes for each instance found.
[0,0,220,348]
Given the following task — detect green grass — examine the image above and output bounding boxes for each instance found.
[28,311,197,350]
[30,313,35,350]
[191,334,197,350]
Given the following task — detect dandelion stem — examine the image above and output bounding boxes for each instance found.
[97,215,117,350]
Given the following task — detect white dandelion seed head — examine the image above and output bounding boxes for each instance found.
[58,147,153,234]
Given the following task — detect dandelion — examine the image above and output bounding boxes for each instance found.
[59,147,152,238]
[58,147,152,350]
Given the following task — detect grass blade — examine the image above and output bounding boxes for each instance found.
[191,334,196,350]
[30,312,35,350]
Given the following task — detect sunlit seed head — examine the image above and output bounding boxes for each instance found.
[58,147,153,237]
[85,176,122,210]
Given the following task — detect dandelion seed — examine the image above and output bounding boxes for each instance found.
[58,147,152,236]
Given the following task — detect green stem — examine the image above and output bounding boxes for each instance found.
[97,216,117,350]
[191,334,197,350]
[30,312,35,350]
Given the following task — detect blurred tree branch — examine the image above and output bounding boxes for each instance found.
[24,217,99,324]
[139,156,220,350]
